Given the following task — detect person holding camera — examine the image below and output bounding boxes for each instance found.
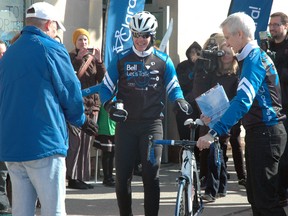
[100,11,192,216]
[268,12,288,206]
[0,2,98,215]
[175,41,202,162]
[197,12,287,215]
[66,28,106,189]
[200,33,247,202]
[192,34,220,188]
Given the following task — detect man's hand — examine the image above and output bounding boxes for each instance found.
[174,99,193,115]
[104,100,128,122]
[81,117,98,136]
[196,134,214,151]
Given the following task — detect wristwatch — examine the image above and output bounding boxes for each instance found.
[208,129,217,138]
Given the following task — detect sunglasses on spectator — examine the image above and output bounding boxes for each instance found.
[132,32,151,39]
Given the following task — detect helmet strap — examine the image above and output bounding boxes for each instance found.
[145,35,155,50]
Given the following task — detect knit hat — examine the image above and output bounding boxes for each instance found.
[72,28,90,46]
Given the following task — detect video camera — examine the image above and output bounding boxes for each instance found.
[259,31,276,61]
[195,38,225,73]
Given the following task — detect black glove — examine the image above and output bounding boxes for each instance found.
[67,123,81,136]
[104,100,128,122]
[174,99,193,115]
[81,117,98,136]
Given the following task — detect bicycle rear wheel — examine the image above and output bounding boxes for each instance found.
[192,172,200,214]
[175,179,191,216]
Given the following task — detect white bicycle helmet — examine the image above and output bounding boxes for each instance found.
[129,11,158,35]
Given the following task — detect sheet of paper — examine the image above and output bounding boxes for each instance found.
[195,84,229,128]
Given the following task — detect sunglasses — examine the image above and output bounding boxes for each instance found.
[132,32,151,39]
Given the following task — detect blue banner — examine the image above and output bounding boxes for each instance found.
[103,0,145,67]
[228,0,273,42]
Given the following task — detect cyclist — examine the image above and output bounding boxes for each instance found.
[197,12,287,215]
[100,11,192,216]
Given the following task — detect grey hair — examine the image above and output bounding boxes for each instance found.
[220,12,256,40]
[25,17,47,29]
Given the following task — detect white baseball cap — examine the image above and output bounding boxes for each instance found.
[26,2,66,31]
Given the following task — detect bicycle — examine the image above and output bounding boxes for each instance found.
[153,118,204,216]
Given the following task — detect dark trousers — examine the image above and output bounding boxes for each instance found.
[245,123,287,216]
[205,142,227,197]
[115,120,163,216]
[279,118,288,200]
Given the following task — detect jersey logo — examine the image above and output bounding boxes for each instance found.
[126,63,142,77]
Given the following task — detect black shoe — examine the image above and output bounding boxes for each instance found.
[78,180,94,189]
[103,178,115,187]
[67,179,89,189]
[217,192,227,198]
[202,194,215,202]
[238,178,246,188]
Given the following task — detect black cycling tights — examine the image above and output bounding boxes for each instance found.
[114,120,163,216]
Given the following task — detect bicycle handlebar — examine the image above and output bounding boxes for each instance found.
[153,139,196,146]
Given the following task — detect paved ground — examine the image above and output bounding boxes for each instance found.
[34,150,254,216]
[34,147,288,216]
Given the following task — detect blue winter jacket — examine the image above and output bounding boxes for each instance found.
[0,26,86,162]
[212,40,285,136]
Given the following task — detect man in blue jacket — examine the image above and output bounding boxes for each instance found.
[197,12,287,215]
[0,2,97,216]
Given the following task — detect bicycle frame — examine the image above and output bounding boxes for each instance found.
[176,145,203,216]
[179,147,194,213]
[154,118,204,216]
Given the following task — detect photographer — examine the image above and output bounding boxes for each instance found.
[192,33,224,186]
[175,41,202,162]
[67,28,106,189]
[268,11,288,206]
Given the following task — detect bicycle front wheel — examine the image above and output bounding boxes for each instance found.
[175,179,191,216]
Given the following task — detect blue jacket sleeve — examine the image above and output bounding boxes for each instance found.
[100,55,119,104]
[48,46,86,127]
[212,50,267,135]
[164,56,184,102]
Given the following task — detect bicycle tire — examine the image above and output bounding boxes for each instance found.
[175,179,191,216]
[192,172,200,214]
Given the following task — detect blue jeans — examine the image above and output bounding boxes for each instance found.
[7,155,66,216]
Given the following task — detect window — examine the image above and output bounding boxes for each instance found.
[0,0,25,46]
